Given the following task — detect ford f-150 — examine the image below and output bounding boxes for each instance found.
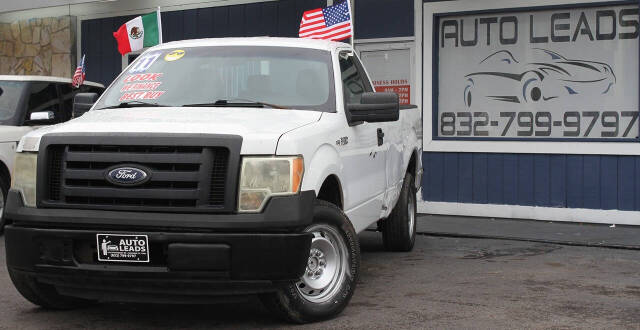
[4,37,422,323]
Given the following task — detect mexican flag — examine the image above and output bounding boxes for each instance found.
[113,9,162,55]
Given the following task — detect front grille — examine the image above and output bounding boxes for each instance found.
[209,149,229,205]
[42,142,234,213]
[47,147,64,201]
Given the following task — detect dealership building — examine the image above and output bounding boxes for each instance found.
[1,0,638,225]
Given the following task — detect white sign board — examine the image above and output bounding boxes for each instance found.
[436,4,639,140]
[361,48,412,105]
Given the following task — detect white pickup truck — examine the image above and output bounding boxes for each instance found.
[4,38,422,323]
[0,76,104,231]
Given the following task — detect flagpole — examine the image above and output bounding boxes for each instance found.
[157,6,163,44]
[346,0,354,51]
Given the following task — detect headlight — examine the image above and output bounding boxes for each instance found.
[238,156,303,212]
[12,152,37,207]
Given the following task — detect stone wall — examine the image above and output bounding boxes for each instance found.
[0,16,76,78]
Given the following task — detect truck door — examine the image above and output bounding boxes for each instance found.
[357,45,415,213]
[338,51,388,229]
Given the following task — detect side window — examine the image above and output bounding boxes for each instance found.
[87,86,104,95]
[59,84,74,122]
[339,52,371,105]
[26,82,60,123]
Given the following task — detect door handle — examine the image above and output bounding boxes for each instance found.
[377,128,384,146]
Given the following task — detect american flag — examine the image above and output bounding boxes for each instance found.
[299,1,352,41]
[72,54,86,88]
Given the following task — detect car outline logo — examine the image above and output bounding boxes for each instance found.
[463,48,616,108]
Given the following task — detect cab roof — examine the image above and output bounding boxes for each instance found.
[0,75,104,88]
[149,37,352,53]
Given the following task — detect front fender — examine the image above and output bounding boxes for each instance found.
[302,143,342,195]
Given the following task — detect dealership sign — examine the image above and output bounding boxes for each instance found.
[435,4,639,140]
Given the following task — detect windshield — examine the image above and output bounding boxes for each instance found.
[0,81,27,124]
[95,46,335,112]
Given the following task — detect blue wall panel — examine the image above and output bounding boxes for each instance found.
[81,0,327,85]
[472,153,487,204]
[566,155,583,208]
[618,157,635,211]
[635,157,640,210]
[427,152,444,201]
[549,155,566,208]
[486,153,503,204]
[457,153,473,203]
[583,155,601,209]
[502,154,518,205]
[600,156,618,210]
[355,0,414,39]
[517,155,534,206]
[534,155,550,207]
[442,153,459,202]
[422,152,640,212]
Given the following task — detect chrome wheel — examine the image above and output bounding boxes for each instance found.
[296,224,348,303]
[408,191,415,238]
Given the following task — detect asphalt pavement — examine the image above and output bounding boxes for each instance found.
[417,214,640,249]
[1,231,640,329]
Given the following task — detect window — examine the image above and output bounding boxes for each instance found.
[59,84,75,122]
[26,82,60,122]
[339,51,372,105]
[0,81,27,124]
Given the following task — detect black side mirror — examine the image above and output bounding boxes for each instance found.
[347,92,399,125]
[73,92,99,118]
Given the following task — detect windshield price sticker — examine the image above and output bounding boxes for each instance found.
[436,4,639,140]
[129,53,161,73]
[123,73,163,83]
[119,91,166,102]
[97,234,149,263]
[121,82,162,92]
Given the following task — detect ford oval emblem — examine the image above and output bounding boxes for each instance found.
[106,166,150,186]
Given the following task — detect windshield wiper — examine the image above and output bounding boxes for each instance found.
[183,99,288,109]
[95,101,172,110]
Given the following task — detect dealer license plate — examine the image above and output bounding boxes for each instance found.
[96,234,150,263]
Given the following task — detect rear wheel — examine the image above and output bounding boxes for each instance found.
[260,200,360,323]
[382,173,417,252]
[0,173,10,234]
[8,269,95,309]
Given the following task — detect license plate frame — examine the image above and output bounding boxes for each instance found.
[96,234,150,263]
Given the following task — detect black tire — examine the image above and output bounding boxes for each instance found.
[382,172,417,252]
[260,200,360,323]
[0,173,9,235]
[8,268,94,310]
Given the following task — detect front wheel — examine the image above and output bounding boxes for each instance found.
[260,200,360,323]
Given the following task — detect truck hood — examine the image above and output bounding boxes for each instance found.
[19,107,323,154]
[0,125,35,143]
